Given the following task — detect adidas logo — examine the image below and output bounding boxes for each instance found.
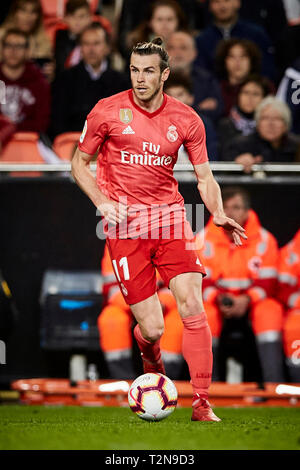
[122,125,135,134]
[196,258,202,266]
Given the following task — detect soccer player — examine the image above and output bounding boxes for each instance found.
[71,38,247,422]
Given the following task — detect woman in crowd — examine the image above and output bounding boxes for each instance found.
[125,0,187,58]
[0,0,53,79]
[223,96,300,172]
[218,74,270,159]
[215,38,275,116]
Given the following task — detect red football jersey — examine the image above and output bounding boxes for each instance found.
[78,89,208,237]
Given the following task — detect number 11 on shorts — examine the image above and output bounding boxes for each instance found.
[112,257,130,281]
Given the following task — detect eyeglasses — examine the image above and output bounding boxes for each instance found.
[3,42,28,50]
[259,116,284,123]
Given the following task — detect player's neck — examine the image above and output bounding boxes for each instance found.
[132,89,164,113]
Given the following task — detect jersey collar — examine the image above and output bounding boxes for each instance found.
[129,89,167,118]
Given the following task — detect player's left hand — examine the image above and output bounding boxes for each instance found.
[213,215,247,246]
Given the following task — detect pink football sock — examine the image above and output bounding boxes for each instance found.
[182,312,213,400]
[133,324,161,363]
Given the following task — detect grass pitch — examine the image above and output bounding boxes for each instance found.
[0,405,299,450]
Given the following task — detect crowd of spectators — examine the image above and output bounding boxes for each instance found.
[0,0,300,169]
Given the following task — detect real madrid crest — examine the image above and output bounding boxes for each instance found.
[120,108,133,124]
[167,125,178,142]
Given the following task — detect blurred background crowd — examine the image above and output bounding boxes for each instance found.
[0,0,300,170]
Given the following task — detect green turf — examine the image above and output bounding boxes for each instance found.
[0,405,299,450]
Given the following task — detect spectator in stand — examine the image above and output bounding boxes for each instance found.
[54,0,92,77]
[278,228,300,382]
[0,0,53,81]
[117,0,196,59]
[195,0,276,81]
[223,96,300,171]
[125,0,188,62]
[0,29,50,149]
[239,0,288,48]
[276,57,300,134]
[164,72,219,161]
[54,0,112,77]
[165,30,223,123]
[215,38,275,116]
[218,75,270,159]
[51,22,129,137]
[196,186,285,382]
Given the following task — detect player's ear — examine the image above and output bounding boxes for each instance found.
[161,67,170,83]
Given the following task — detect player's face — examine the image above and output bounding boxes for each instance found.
[130,53,170,103]
[223,194,248,227]
[257,105,287,143]
[166,32,196,70]
[209,0,240,22]
[80,29,109,68]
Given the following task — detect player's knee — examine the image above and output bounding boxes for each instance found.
[143,325,165,343]
[179,293,204,318]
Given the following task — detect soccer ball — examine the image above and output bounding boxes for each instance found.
[128,373,178,421]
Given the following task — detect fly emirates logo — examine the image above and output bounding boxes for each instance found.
[120,141,173,167]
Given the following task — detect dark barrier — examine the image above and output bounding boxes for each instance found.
[0,176,299,385]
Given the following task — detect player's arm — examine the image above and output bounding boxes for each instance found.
[71,147,127,225]
[193,161,247,246]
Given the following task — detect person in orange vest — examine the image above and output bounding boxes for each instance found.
[98,243,184,379]
[196,186,284,382]
[278,229,300,382]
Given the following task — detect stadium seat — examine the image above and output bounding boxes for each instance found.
[53,132,81,160]
[40,0,100,20]
[0,132,45,163]
[0,132,45,176]
[45,15,112,45]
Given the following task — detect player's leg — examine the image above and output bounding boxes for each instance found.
[160,306,184,379]
[131,293,166,374]
[169,272,221,422]
[106,237,164,374]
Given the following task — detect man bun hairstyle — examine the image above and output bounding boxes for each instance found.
[131,37,169,72]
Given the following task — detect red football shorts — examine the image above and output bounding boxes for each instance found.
[106,222,206,305]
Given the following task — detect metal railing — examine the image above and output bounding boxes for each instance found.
[0,162,299,183]
[0,162,299,171]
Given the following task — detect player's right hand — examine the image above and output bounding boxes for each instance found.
[98,198,128,225]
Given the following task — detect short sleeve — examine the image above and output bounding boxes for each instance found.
[78,100,108,155]
[184,111,209,165]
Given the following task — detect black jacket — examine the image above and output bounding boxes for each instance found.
[51,61,130,137]
[222,131,300,163]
